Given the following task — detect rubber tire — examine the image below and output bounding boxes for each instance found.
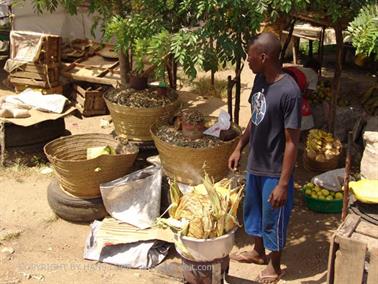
[47,179,108,223]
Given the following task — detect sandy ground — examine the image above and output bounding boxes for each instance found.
[0,61,376,284]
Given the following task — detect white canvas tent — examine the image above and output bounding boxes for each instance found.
[10,1,103,40]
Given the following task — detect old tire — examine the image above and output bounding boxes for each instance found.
[47,179,108,223]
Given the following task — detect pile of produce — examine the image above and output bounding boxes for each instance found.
[305,129,342,162]
[157,174,244,239]
[309,81,332,104]
[303,182,343,201]
[156,125,223,148]
[86,146,115,159]
[105,88,178,108]
[181,109,205,125]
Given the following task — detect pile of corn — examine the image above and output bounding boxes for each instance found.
[157,174,244,239]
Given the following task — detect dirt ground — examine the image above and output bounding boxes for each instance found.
[0,60,376,284]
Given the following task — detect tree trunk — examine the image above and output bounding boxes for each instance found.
[119,50,130,86]
[113,1,130,86]
[329,24,344,134]
[234,33,242,125]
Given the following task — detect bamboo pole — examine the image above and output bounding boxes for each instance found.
[342,131,353,222]
[227,75,234,122]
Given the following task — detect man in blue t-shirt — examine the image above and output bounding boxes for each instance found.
[228,32,301,283]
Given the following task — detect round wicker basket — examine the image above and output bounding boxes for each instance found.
[44,134,138,198]
[303,151,340,173]
[151,118,241,185]
[104,94,180,141]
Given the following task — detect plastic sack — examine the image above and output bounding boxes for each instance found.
[360,131,378,180]
[349,180,378,204]
[311,168,349,192]
[100,165,162,229]
[84,220,170,269]
[203,110,231,138]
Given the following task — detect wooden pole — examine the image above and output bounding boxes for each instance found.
[280,18,296,64]
[318,26,326,77]
[234,33,242,125]
[210,37,215,86]
[227,75,233,122]
[329,24,344,134]
[342,131,353,222]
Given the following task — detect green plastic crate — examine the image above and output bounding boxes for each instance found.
[302,190,343,213]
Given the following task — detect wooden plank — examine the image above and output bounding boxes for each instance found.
[10,77,59,88]
[367,248,378,284]
[327,234,339,284]
[10,71,46,80]
[334,235,367,284]
[337,214,361,237]
[63,71,118,86]
[356,221,378,239]
[351,232,378,250]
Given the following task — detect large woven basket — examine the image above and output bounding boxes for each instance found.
[44,134,139,198]
[104,95,180,141]
[151,118,241,185]
[303,151,340,173]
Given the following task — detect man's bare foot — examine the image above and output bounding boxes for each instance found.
[255,267,285,283]
[230,250,267,264]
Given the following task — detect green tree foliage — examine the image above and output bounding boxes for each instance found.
[347,2,378,59]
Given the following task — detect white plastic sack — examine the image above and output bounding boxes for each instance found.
[84,220,170,269]
[203,110,231,138]
[361,131,378,180]
[100,165,162,229]
[312,168,347,192]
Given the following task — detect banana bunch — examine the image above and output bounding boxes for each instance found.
[361,85,378,115]
[305,129,342,162]
[157,173,244,239]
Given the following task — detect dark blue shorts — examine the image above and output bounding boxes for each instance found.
[243,173,294,251]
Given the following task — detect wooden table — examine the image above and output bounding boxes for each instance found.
[327,214,378,284]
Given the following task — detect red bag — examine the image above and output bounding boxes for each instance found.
[301,97,312,116]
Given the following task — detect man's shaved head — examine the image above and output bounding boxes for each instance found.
[248,32,282,59]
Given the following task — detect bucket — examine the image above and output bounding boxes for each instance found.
[174,228,237,262]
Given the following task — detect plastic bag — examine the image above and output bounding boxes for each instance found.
[100,165,162,229]
[349,180,378,204]
[311,168,349,192]
[203,110,231,138]
[84,220,170,269]
[360,131,378,180]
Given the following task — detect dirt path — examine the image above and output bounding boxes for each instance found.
[1,64,373,283]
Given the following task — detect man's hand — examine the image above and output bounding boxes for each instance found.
[268,184,288,208]
[228,149,241,171]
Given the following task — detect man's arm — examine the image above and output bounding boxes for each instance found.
[228,120,252,170]
[268,128,300,208]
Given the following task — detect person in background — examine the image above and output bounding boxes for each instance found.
[228,32,301,283]
[283,58,321,136]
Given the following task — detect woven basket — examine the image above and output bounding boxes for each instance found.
[44,134,138,198]
[303,152,340,173]
[104,95,180,141]
[151,118,241,185]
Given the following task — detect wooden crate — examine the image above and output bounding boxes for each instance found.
[9,62,60,88]
[72,83,110,117]
[13,83,63,95]
[327,214,378,284]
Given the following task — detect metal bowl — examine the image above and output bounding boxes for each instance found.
[174,228,237,262]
